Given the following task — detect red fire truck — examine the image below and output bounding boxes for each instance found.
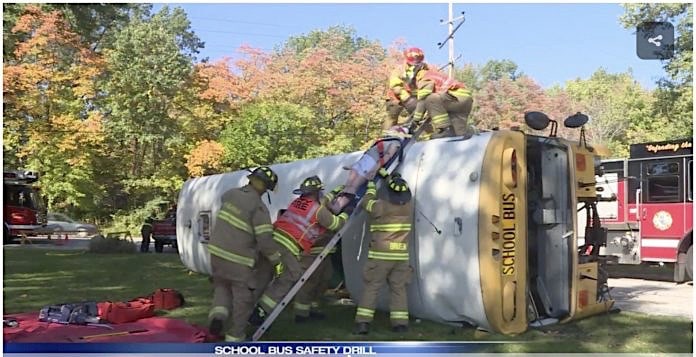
[591,138,693,281]
[3,170,48,244]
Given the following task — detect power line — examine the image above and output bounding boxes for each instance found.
[188,16,296,29]
[195,28,286,38]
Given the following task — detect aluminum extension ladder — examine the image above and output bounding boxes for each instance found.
[251,119,430,341]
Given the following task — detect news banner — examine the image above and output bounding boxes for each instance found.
[3,341,494,356]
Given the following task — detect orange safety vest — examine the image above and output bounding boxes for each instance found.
[274,197,326,252]
[422,69,465,93]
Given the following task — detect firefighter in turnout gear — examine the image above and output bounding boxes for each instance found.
[207,166,287,342]
[384,47,428,131]
[251,176,349,326]
[293,185,344,323]
[411,66,473,139]
[354,174,413,335]
[139,215,154,253]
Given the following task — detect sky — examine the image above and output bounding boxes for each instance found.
[158,3,668,89]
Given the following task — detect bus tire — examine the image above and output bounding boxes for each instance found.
[686,245,693,281]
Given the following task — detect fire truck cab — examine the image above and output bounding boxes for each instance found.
[3,170,47,244]
[588,139,693,281]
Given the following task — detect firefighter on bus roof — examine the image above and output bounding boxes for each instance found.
[383,47,428,131]
[207,166,287,342]
[354,174,414,335]
[411,64,473,139]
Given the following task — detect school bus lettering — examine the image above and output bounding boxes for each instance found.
[501,193,516,275]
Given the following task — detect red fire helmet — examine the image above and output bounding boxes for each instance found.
[404,47,425,65]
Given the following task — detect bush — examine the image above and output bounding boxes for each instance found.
[88,235,137,254]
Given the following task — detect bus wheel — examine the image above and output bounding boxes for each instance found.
[686,246,693,281]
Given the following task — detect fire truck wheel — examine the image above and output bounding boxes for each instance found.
[686,246,693,281]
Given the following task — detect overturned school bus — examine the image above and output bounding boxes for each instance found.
[176,111,616,335]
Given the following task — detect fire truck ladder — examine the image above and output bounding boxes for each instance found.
[251,119,430,341]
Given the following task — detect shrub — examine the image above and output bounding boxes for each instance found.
[88,235,136,254]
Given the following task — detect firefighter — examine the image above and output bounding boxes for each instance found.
[411,65,473,139]
[293,185,344,323]
[207,166,286,342]
[329,126,411,214]
[139,215,154,253]
[251,176,349,326]
[383,47,428,132]
[354,174,413,335]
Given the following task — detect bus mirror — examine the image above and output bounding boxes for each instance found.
[524,111,551,130]
[564,112,589,128]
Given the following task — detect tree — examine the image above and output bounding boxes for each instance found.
[98,6,203,209]
[472,75,548,129]
[455,63,482,92]
[621,4,693,139]
[225,26,395,153]
[3,5,106,212]
[3,4,148,59]
[185,140,226,177]
[479,59,523,81]
[218,102,322,169]
[282,25,373,60]
[564,69,654,157]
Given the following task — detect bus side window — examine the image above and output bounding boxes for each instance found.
[645,161,681,203]
[198,211,212,243]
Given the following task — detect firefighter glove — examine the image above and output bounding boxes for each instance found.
[274,262,284,278]
[330,185,345,195]
[377,167,389,178]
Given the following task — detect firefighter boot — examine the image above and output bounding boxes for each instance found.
[209,317,224,337]
[392,325,408,333]
[309,310,326,320]
[431,126,454,139]
[248,305,267,328]
[353,322,370,335]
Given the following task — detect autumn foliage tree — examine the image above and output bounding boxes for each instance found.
[3,5,106,211]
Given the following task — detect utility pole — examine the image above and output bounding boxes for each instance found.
[438,3,465,79]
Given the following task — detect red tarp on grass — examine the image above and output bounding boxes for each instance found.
[3,312,210,343]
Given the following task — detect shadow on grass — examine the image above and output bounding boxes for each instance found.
[3,248,692,352]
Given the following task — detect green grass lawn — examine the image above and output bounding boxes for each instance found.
[3,248,692,353]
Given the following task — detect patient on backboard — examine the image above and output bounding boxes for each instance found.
[328,126,410,214]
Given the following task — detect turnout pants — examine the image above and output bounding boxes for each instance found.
[294,253,333,317]
[251,255,275,303]
[384,98,417,131]
[258,246,304,313]
[354,259,412,327]
[422,93,473,138]
[208,265,254,342]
